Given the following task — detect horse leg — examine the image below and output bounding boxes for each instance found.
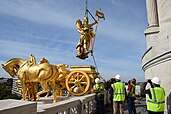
[55,84,61,96]
[66,92,71,97]
[60,89,63,96]
[32,82,38,101]
[21,80,26,100]
[59,82,64,96]
[36,81,49,100]
[49,81,58,103]
[44,91,49,97]
[28,82,37,101]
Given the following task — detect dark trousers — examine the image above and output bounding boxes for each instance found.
[127,97,137,114]
[95,94,105,114]
[147,110,164,114]
[111,98,113,114]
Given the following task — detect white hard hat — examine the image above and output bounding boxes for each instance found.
[151,77,160,85]
[115,74,121,80]
[95,78,100,84]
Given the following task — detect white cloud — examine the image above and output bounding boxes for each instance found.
[0,0,77,29]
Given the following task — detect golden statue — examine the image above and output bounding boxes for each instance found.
[56,64,69,81]
[76,9,105,59]
[76,16,98,59]
[2,55,60,102]
[2,55,102,101]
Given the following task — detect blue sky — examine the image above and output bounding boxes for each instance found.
[0,0,147,82]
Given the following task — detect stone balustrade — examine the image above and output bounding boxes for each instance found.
[0,92,108,114]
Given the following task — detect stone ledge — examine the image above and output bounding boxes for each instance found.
[144,26,160,35]
[0,99,37,114]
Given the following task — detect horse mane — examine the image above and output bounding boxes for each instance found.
[39,58,49,64]
[4,58,26,65]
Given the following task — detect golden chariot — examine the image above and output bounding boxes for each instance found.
[60,65,99,96]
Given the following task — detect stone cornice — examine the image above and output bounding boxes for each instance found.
[144,26,160,35]
[142,50,171,71]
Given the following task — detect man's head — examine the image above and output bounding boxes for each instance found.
[84,16,88,23]
[110,78,116,84]
[132,78,136,84]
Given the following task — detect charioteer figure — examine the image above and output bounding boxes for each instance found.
[76,9,105,60]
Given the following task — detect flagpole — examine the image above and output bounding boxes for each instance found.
[85,0,88,17]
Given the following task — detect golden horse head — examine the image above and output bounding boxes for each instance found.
[2,58,26,77]
[38,57,49,64]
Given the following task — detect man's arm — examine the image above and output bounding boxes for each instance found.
[144,89,152,99]
[77,28,85,35]
[89,20,98,27]
[142,82,152,98]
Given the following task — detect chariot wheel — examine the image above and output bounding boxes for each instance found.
[66,71,90,96]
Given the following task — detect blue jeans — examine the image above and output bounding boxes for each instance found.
[127,97,137,114]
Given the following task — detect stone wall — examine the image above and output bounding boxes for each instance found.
[142,0,171,113]
[0,93,108,114]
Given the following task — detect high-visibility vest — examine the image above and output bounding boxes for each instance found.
[111,82,125,101]
[93,83,104,95]
[147,87,165,112]
[129,84,135,97]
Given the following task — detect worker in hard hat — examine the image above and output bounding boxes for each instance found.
[143,77,165,114]
[111,74,126,114]
[143,78,154,106]
[109,78,116,114]
[93,78,105,114]
[127,78,137,114]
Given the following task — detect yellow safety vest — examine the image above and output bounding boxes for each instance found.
[111,82,125,101]
[93,83,104,95]
[147,87,165,112]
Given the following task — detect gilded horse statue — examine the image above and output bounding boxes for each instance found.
[56,64,69,96]
[2,57,60,102]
